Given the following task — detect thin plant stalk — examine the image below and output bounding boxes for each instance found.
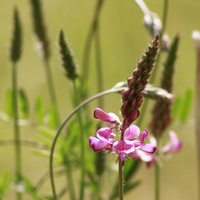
[12,63,22,200]
[43,59,60,127]
[118,159,124,200]
[82,0,105,82]
[64,156,76,200]
[49,88,122,199]
[72,80,85,200]
[95,24,104,109]
[155,162,160,200]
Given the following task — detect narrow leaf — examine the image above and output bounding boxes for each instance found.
[5,89,14,118]
[19,89,29,119]
[180,89,192,122]
[172,96,181,119]
[35,97,45,123]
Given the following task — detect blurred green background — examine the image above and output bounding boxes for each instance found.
[0,0,200,199]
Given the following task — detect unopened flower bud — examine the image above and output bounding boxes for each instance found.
[127,77,136,89]
[121,89,131,102]
[126,107,140,126]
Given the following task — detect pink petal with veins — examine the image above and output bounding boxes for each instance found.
[140,129,149,143]
[89,137,111,152]
[113,140,135,155]
[124,124,140,140]
[162,131,182,154]
[96,127,115,140]
[94,108,119,123]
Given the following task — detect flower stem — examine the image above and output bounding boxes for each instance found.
[49,88,122,199]
[43,59,60,127]
[82,0,105,82]
[72,80,85,200]
[12,63,22,200]
[155,161,160,200]
[118,159,124,200]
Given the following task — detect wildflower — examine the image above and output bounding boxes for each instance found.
[89,108,156,166]
[131,131,182,167]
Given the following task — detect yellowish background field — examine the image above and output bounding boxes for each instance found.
[0,0,199,199]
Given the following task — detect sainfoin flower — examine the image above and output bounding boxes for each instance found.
[89,108,156,166]
[130,131,182,167]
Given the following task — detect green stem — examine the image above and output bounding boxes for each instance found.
[12,63,22,200]
[82,0,105,82]
[64,156,76,200]
[72,80,85,200]
[160,0,169,38]
[118,159,124,200]
[155,162,160,200]
[95,24,104,109]
[43,59,60,127]
[49,88,122,199]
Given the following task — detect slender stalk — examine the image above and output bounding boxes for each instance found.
[72,80,85,200]
[43,59,60,127]
[12,63,22,200]
[49,88,122,199]
[95,24,104,109]
[195,37,200,200]
[82,0,105,82]
[155,162,160,200]
[64,156,76,200]
[118,159,124,200]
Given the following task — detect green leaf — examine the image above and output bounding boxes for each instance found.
[5,89,14,118]
[180,89,192,122]
[172,96,181,119]
[19,89,29,119]
[48,105,58,129]
[0,171,10,198]
[35,97,45,123]
[37,126,56,140]
[0,111,11,122]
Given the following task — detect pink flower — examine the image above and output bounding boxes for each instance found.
[94,108,120,129]
[162,131,182,154]
[89,127,116,152]
[113,140,135,166]
[131,131,182,167]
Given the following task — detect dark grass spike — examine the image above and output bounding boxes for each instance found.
[30,0,50,60]
[10,8,22,63]
[58,30,79,81]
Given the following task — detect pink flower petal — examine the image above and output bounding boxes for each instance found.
[140,143,157,154]
[94,108,119,123]
[124,124,140,140]
[120,153,126,166]
[113,140,135,154]
[89,137,111,152]
[140,129,149,143]
[162,131,182,154]
[96,127,114,140]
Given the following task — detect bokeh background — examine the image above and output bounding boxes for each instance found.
[0,0,200,199]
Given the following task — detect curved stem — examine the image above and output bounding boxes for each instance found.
[82,0,105,82]
[49,88,122,199]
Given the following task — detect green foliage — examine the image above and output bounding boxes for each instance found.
[180,89,193,122]
[9,8,23,63]
[35,97,45,123]
[0,171,10,199]
[19,89,29,119]
[5,89,14,118]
